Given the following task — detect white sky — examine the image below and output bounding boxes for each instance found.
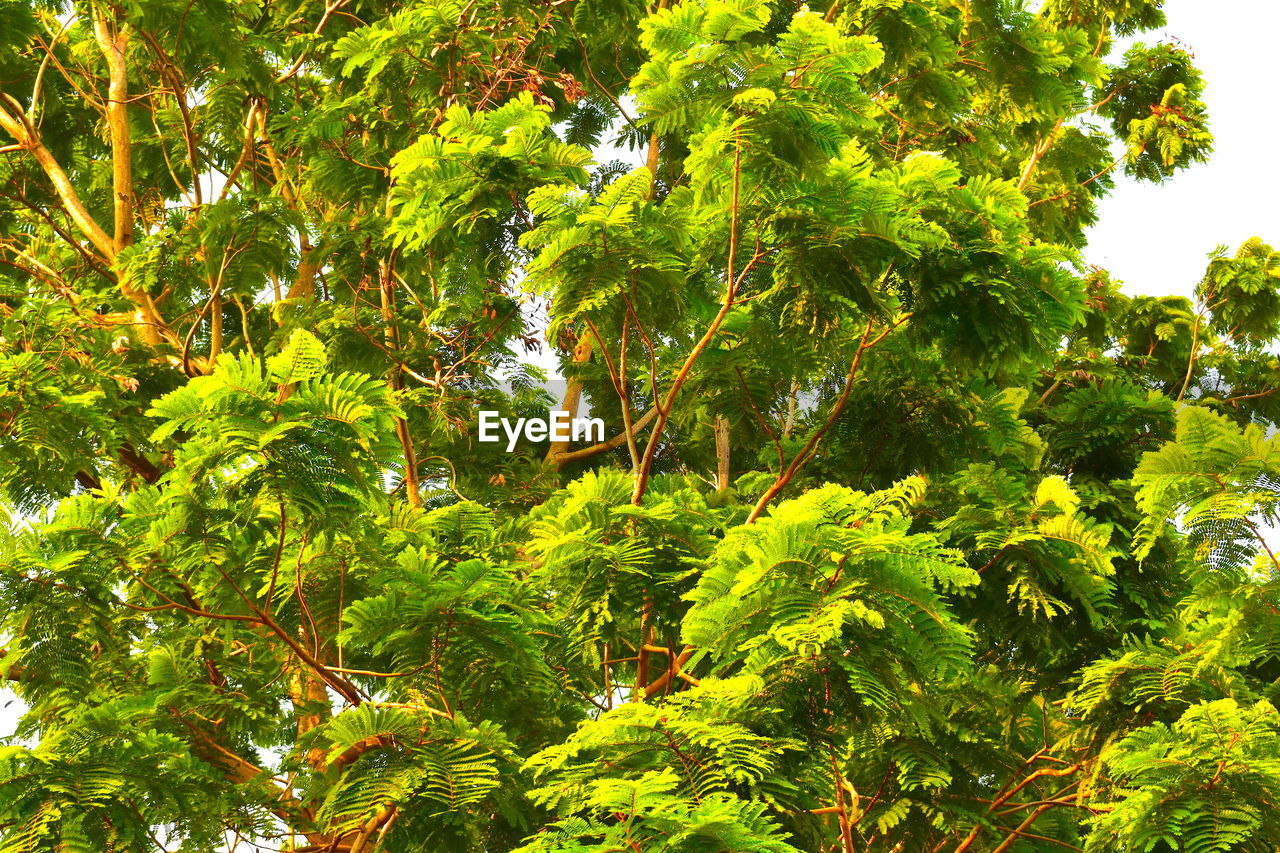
[1085,0,1280,299]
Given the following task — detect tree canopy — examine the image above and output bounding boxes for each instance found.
[0,0,1277,851]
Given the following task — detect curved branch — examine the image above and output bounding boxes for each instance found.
[0,92,115,258]
[551,406,659,466]
[746,313,909,523]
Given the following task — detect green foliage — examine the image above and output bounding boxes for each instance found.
[520,678,800,853]
[1132,406,1280,567]
[1088,700,1280,853]
[686,479,978,702]
[390,94,593,252]
[1101,43,1214,181]
[1199,238,1280,344]
[2,0,1280,851]
[149,331,404,514]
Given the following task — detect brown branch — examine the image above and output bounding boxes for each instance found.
[379,255,420,506]
[566,18,637,130]
[205,556,367,706]
[347,804,397,853]
[137,28,202,207]
[257,113,322,304]
[632,128,746,505]
[0,186,113,278]
[950,763,1080,853]
[275,0,351,83]
[1027,154,1124,209]
[1,31,178,351]
[1242,516,1280,573]
[550,405,659,466]
[75,470,102,491]
[618,313,641,470]
[643,646,695,698]
[1223,388,1276,405]
[830,749,856,853]
[746,314,907,523]
[989,804,1058,853]
[734,366,784,468]
[174,711,336,848]
[584,316,641,471]
[586,312,645,466]
[216,100,262,204]
[117,441,162,482]
[1177,309,1204,403]
[713,414,731,494]
[28,16,76,127]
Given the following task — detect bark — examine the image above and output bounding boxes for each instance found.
[544,334,594,462]
[550,405,659,467]
[380,257,421,505]
[294,655,334,771]
[1017,118,1064,191]
[288,238,320,300]
[180,713,335,847]
[0,94,114,259]
[0,20,177,350]
[91,9,135,250]
[714,414,731,494]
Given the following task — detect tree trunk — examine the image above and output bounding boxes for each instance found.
[545,334,593,462]
[714,414,731,494]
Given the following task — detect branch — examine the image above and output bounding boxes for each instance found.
[0,92,115,258]
[0,186,113,278]
[117,441,162,482]
[949,763,1080,853]
[1222,388,1277,405]
[215,100,262,204]
[275,0,350,83]
[643,646,695,698]
[1027,154,1124,209]
[618,314,641,470]
[631,127,746,505]
[989,804,1058,853]
[713,413,730,494]
[380,255,421,506]
[174,711,336,848]
[90,6,135,249]
[1177,309,1204,402]
[203,556,367,705]
[746,313,908,523]
[1242,516,1280,573]
[137,28,202,207]
[550,406,659,466]
[583,316,639,469]
[566,18,638,130]
[1017,118,1064,192]
[544,334,593,462]
[27,15,80,129]
[1,68,178,350]
[0,648,25,681]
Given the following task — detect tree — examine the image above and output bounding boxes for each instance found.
[0,0,1276,850]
